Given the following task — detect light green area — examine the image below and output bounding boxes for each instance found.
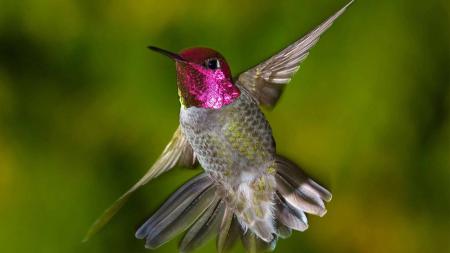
[0,0,449,252]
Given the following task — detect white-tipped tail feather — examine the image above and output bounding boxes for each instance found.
[136,156,331,252]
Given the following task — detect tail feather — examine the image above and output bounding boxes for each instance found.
[135,173,211,240]
[241,231,277,253]
[276,172,327,217]
[274,155,332,233]
[275,195,308,232]
[135,155,332,252]
[144,186,217,248]
[234,176,276,243]
[275,222,292,239]
[179,200,224,253]
[246,218,275,243]
[276,157,332,202]
[217,207,240,253]
[136,174,217,249]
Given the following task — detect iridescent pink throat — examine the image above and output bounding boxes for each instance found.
[176,62,240,109]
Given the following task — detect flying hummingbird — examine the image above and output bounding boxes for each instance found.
[85,1,353,252]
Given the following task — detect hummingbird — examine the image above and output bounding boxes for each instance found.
[85,1,353,252]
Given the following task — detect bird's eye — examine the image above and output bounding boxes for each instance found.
[205,58,220,70]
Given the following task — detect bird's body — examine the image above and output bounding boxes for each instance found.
[180,89,275,182]
[84,1,354,252]
[180,88,278,241]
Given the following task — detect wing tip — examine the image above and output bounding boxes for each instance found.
[82,214,111,243]
[82,192,133,242]
[338,0,355,16]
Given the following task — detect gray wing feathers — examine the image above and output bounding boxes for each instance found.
[84,126,196,241]
[237,0,353,108]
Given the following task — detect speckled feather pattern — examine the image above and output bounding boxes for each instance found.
[176,49,240,109]
[180,88,275,181]
[180,88,277,241]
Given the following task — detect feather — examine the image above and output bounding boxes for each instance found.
[276,195,308,232]
[275,155,332,217]
[241,231,277,253]
[135,173,211,239]
[217,207,233,253]
[179,200,224,253]
[237,0,354,108]
[276,156,332,202]
[276,170,327,217]
[275,222,292,239]
[217,208,240,253]
[136,176,217,249]
[84,126,197,242]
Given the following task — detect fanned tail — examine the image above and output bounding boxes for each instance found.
[274,155,332,234]
[135,173,217,250]
[136,155,331,253]
[237,155,332,252]
[135,173,240,253]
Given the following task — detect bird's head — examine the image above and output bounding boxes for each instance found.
[149,46,240,109]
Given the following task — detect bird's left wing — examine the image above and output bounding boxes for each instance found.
[84,126,196,241]
[236,0,353,108]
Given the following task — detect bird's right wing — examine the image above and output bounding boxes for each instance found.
[236,0,353,109]
[84,126,197,241]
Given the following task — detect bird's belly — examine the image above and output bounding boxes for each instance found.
[180,94,278,236]
[180,96,275,185]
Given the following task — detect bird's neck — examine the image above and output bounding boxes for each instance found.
[177,66,240,109]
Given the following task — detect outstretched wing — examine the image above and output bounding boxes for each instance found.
[84,126,197,241]
[237,0,353,108]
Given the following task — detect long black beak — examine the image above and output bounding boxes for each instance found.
[148,46,186,62]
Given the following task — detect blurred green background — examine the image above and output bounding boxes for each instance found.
[0,0,449,252]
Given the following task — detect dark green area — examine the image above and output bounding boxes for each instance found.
[0,0,449,252]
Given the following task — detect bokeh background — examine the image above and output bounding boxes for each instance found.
[0,0,449,252]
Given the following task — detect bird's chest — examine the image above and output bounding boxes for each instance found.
[179,94,275,181]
